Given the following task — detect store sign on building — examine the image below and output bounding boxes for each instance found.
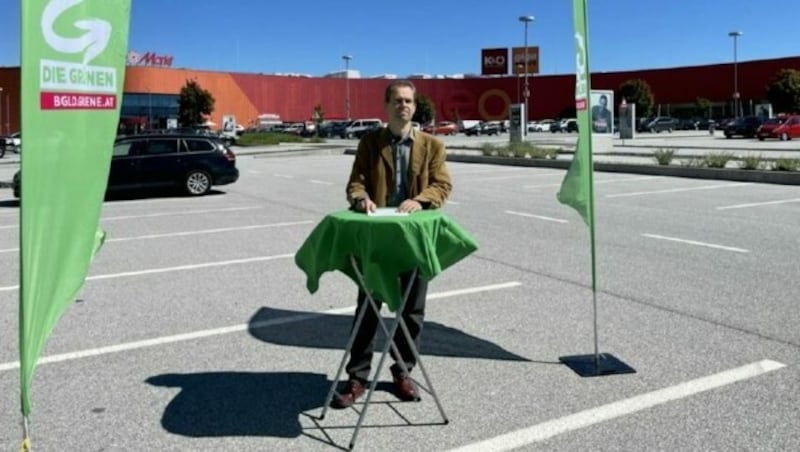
[127,51,173,67]
[511,47,540,75]
[481,48,508,75]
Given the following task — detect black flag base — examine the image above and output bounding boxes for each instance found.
[559,353,636,377]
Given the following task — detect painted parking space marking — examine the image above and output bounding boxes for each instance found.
[472,172,564,182]
[0,281,522,372]
[310,179,334,185]
[0,221,314,254]
[445,360,786,452]
[523,176,659,189]
[606,182,753,198]
[717,198,800,210]
[505,210,569,224]
[642,233,749,253]
[273,174,294,178]
[0,253,296,292]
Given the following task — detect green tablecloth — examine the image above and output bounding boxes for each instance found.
[295,209,479,312]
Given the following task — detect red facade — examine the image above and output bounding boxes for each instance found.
[1,56,798,132]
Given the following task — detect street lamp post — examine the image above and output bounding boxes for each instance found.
[519,15,534,135]
[515,63,523,104]
[728,30,743,118]
[0,87,3,136]
[342,55,352,120]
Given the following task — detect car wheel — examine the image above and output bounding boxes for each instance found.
[781,133,789,141]
[184,170,212,196]
[0,146,5,159]
[758,136,765,141]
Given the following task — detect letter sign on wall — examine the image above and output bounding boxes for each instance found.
[481,48,509,75]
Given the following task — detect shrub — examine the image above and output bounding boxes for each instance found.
[653,148,675,165]
[680,157,706,168]
[738,154,764,170]
[771,158,800,171]
[703,152,735,168]
[237,132,304,146]
[480,143,496,156]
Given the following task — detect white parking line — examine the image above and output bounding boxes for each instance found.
[505,210,569,224]
[606,182,752,198]
[0,221,314,254]
[642,233,749,253]
[445,360,785,452]
[273,174,294,178]
[0,281,522,372]
[717,198,800,210]
[0,253,296,292]
[523,176,659,189]
[472,172,564,182]
[310,179,334,185]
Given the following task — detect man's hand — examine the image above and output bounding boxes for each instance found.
[397,199,423,213]
[354,198,376,213]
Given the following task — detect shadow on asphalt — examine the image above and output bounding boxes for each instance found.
[146,371,328,438]
[247,306,531,362]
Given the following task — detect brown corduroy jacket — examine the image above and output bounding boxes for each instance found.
[346,127,452,208]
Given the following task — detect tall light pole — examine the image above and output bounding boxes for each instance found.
[342,54,352,120]
[728,30,743,118]
[515,63,523,104]
[0,87,3,136]
[519,16,534,122]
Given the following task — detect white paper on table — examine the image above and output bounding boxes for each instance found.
[367,208,408,217]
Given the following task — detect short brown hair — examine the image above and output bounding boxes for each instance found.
[384,80,417,104]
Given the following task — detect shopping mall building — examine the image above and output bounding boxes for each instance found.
[0,54,798,134]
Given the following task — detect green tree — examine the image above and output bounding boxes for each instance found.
[413,94,435,125]
[694,97,712,118]
[178,79,215,127]
[766,69,800,114]
[617,79,655,117]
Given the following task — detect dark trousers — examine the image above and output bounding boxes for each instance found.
[346,271,427,383]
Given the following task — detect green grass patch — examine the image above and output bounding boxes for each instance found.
[738,154,764,170]
[703,151,735,168]
[680,157,706,168]
[236,132,307,146]
[653,148,675,165]
[770,158,800,171]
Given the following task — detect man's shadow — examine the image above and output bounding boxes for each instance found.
[247,306,531,362]
[146,371,328,438]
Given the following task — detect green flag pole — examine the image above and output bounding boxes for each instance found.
[19,0,131,447]
[556,0,635,377]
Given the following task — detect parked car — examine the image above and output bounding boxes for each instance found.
[645,117,678,133]
[341,119,382,138]
[551,118,577,133]
[464,121,500,136]
[422,121,458,135]
[765,115,800,141]
[756,117,786,140]
[12,134,239,198]
[352,123,384,139]
[724,116,762,138]
[531,119,555,132]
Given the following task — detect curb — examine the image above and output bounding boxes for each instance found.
[343,149,800,185]
[445,154,800,185]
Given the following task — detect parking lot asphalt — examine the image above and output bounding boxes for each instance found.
[0,152,798,451]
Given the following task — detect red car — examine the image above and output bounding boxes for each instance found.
[769,115,800,141]
[756,117,786,140]
[422,121,458,135]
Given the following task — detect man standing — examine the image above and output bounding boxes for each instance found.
[333,80,452,408]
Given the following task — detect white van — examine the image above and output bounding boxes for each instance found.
[342,118,383,138]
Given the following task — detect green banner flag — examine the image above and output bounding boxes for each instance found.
[20,0,131,418]
[557,0,595,229]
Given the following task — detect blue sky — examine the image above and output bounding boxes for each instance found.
[0,1,796,76]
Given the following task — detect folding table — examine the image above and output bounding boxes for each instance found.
[295,209,478,450]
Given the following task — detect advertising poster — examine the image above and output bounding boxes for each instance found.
[590,90,614,135]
